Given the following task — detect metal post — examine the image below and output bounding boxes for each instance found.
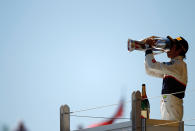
[141,119,146,131]
[131,91,141,131]
[60,105,70,131]
[179,121,184,131]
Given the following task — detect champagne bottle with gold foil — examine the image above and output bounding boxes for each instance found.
[141,84,150,119]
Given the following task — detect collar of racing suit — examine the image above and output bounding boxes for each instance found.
[171,56,184,62]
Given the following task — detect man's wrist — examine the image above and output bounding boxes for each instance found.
[145,49,153,56]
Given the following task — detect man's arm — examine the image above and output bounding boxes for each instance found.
[145,50,180,77]
[145,61,164,78]
[144,49,164,78]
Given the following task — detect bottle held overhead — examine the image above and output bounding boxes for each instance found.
[127,37,172,54]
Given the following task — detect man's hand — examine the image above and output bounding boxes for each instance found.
[141,36,161,47]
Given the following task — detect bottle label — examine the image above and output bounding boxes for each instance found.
[141,110,148,118]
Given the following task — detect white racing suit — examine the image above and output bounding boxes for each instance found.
[145,50,187,121]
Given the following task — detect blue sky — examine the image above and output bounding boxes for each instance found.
[1,0,195,131]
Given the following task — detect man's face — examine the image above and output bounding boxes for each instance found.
[167,44,181,58]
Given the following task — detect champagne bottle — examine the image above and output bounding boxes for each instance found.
[141,84,150,119]
[127,37,172,53]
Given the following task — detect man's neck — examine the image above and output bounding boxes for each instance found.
[172,56,184,60]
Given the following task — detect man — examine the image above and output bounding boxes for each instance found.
[144,36,188,121]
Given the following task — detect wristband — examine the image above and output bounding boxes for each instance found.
[145,49,153,56]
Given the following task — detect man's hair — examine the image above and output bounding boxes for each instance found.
[175,44,187,58]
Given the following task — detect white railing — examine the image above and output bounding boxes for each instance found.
[60,90,184,131]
